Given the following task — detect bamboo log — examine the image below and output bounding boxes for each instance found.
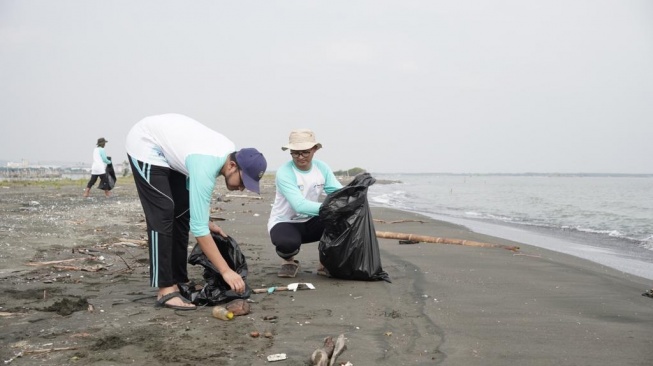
[253,286,289,294]
[25,257,98,266]
[373,219,427,224]
[253,283,315,294]
[375,231,519,252]
[224,194,262,200]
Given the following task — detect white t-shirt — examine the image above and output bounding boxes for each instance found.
[91,147,108,174]
[125,113,235,174]
[125,113,236,237]
[267,159,342,232]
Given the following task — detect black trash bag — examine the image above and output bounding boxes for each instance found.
[98,173,115,191]
[318,173,391,283]
[180,233,252,305]
[98,157,116,191]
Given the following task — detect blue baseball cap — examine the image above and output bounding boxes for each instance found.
[235,148,267,194]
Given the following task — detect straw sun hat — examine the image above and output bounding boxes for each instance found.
[281,129,323,151]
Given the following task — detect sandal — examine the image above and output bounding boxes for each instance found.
[156,291,196,311]
[316,267,330,277]
[278,260,300,278]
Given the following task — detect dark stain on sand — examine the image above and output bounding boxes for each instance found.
[42,297,88,316]
[91,335,128,351]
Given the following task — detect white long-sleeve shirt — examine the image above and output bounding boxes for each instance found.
[125,113,236,237]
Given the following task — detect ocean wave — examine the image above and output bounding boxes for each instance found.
[368,177,653,253]
[640,239,653,251]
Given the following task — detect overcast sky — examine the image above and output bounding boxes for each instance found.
[1,1,652,174]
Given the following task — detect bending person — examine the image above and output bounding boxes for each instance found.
[126,113,267,310]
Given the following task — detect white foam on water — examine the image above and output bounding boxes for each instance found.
[422,212,653,281]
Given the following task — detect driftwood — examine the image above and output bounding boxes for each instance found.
[329,334,347,366]
[310,336,335,366]
[4,347,78,364]
[52,264,106,272]
[224,194,262,200]
[310,334,347,366]
[253,283,315,294]
[376,231,520,252]
[107,240,148,247]
[253,286,290,294]
[373,219,427,224]
[25,257,98,266]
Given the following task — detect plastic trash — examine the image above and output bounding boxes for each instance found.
[287,282,315,291]
[318,173,391,282]
[266,353,287,362]
[211,306,234,320]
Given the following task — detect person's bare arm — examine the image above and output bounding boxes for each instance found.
[195,231,245,294]
[209,221,227,237]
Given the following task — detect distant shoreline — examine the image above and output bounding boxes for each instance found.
[370,172,653,178]
[1,166,651,181]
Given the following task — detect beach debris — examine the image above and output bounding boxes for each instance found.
[375,231,520,251]
[109,240,148,247]
[3,346,78,364]
[287,282,315,291]
[642,289,653,298]
[373,219,426,224]
[250,331,260,338]
[264,330,274,338]
[224,299,250,316]
[310,334,347,366]
[263,315,278,321]
[513,253,542,258]
[25,257,100,267]
[52,264,107,272]
[311,349,329,366]
[329,334,347,366]
[224,194,262,200]
[211,306,234,320]
[253,282,315,294]
[310,336,335,366]
[267,353,287,362]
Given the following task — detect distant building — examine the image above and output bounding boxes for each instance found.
[7,160,28,168]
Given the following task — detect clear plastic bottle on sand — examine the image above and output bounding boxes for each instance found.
[212,306,234,320]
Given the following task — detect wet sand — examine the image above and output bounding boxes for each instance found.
[0,178,651,365]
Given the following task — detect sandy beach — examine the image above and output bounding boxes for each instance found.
[0,177,651,365]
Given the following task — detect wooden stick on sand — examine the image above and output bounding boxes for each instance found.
[376,231,520,252]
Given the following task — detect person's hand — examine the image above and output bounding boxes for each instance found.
[222,269,245,294]
[209,222,227,237]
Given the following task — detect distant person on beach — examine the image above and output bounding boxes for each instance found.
[268,129,342,278]
[83,137,112,198]
[98,156,117,193]
[125,113,267,310]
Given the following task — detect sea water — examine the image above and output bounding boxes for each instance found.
[368,174,653,281]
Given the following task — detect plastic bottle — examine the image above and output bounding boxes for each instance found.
[212,306,234,320]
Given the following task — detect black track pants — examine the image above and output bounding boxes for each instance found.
[269,217,325,260]
[129,155,190,288]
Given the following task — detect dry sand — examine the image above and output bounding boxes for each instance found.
[0,177,651,365]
